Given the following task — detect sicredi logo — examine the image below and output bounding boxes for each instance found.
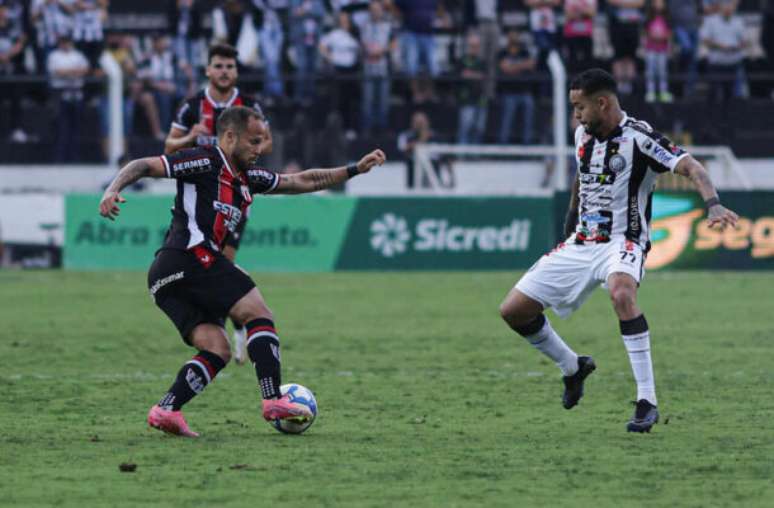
[369,214,531,257]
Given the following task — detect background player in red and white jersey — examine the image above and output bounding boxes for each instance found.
[99,106,386,437]
[164,42,270,364]
[499,69,738,433]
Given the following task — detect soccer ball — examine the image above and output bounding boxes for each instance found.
[271,383,318,434]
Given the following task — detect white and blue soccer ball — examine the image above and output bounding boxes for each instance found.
[272,383,318,434]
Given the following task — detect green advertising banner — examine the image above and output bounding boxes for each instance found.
[65,195,554,270]
[646,191,774,270]
[335,198,554,270]
[65,194,357,271]
[65,192,773,271]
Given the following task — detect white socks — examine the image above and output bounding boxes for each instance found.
[621,315,657,406]
[524,317,579,376]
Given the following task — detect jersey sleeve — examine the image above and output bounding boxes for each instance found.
[171,99,195,132]
[159,147,216,180]
[246,166,280,194]
[635,130,689,173]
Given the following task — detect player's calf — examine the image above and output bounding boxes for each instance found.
[244,317,283,400]
[156,350,227,413]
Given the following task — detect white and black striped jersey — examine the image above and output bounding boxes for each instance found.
[159,145,280,251]
[71,0,104,42]
[31,0,72,49]
[572,113,688,250]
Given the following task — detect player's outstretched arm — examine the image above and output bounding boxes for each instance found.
[675,155,739,230]
[273,149,387,195]
[99,157,166,220]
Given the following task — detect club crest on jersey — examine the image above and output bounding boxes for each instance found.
[608,154,627,173]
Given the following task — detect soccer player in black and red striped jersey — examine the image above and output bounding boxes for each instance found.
[100,106,386,437]
[164,43,269,364]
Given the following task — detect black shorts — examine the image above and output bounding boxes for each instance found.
[225,215,249,250]
[147,247,255,343]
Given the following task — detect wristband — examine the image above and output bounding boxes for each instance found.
[704,197,721,210]
[346,163,359,179]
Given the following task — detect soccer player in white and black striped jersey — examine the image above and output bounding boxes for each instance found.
[499,69,738,433]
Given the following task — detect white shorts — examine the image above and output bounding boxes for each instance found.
[515,236,646,319]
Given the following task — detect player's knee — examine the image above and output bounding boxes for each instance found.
[610,287,636,313]
[234,307,274,326]
[499,300,534,330]
[499,300,513,322]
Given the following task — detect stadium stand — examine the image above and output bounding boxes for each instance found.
[0,0,772,166]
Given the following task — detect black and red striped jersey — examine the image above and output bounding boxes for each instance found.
[159,145,280,251]
[171,86,265,147]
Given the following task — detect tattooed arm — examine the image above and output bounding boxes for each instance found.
[563,173,580,239]
[674,155,739,230]
[99,157,166,220]
[273,149,387,195]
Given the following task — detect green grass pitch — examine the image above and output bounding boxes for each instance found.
[1,270,773,507]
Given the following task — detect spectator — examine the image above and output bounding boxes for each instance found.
[562,0,596,73]
[30,0,72,74]
[100,32,133,158]
[71,0,108,72]
[702,0,723,16]
[643,0,672,103]
[525,0,561,69]
[319,11,360,136]
[47,34,89,162]
[101,33,167,154]
[456,31,487,145]
[762,2,774,78]
[464,0,499,99]
[288,0,326,105]
[168,0,204,97]
[211,0,247,48]
[701,0,748,103]
[258,5,284,102]
[360,0,396,134]
[497,29,536,145]
[137,34,186,140]
[0,3,29,143]
[330,0,371,31]
[668,0,700,97]
[398,111,430,188]
[606,0,645,95]
[393,0,438,104]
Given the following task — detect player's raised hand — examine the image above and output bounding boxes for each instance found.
[190,120,209,137]
[707,204,739,230]
[356,149,387,174]
[99,191,126,221]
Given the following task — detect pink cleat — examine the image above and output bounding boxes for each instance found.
[147,405,199,438]
[262,395,313,422]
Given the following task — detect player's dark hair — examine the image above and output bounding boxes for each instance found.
[208,43,238,64]
[569,68,618,96]
[216,106,265,136]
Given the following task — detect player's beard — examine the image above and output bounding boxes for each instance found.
[583,118,603,139]
[212,77,236,94]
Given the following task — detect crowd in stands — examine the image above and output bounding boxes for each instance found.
[0,0,773,164]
